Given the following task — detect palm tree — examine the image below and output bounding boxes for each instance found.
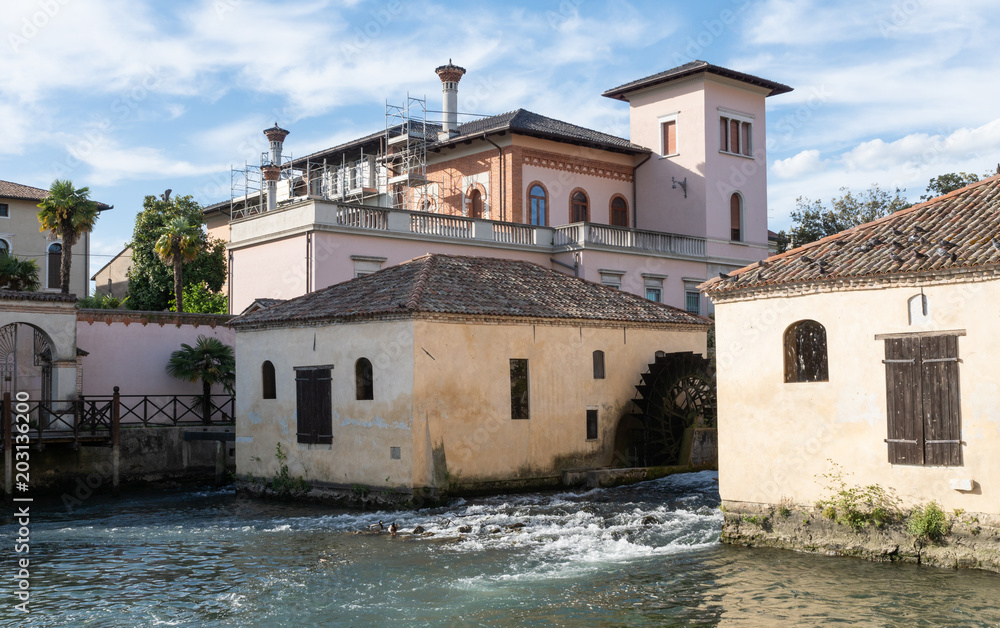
[166,335,235,425]
[36,179,100,294]
[154,216,202,313]
[0,251,41,291]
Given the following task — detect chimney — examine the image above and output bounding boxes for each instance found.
[435,60,466,140]
[263,123,290,212]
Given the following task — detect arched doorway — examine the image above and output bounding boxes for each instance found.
[0,323,54,401]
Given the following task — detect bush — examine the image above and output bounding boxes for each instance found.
[907,501,950,542]
[815,460,901,531]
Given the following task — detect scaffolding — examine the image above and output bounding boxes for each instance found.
[230,149,298,220]
[383,94,429,210]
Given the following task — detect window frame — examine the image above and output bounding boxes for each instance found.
[599,269,624,290]
[527,182,548,226]
[569,188,589,223]
[294,365,333,445]
[658,112,679,157]
[0,203,8,218]
[783,320,829,383]
[586,408,598,441]
[46,241,63,291]
[685,290,701,314]
[643,274,665,304]
[261,360,276,399]
[592,350,605,379]
[509,358,530,420]
[609,195,629,228]
[355,357,374,401]
[719,109,753,158]
[730,193,744,242]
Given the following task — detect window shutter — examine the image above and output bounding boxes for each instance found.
[314,368,333,444]
[295,370,315,444]
[883,337,922,465]
[920,335,961,466]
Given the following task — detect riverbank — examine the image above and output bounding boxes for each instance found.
[722,500,1000,573]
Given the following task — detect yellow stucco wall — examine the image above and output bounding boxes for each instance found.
[712,277,1000,514]
[411,319,707,490]
[235,320,416,490]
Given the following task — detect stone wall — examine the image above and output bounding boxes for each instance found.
[7,426,235,497]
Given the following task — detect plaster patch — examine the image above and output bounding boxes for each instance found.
[248,411,263,426]
[340,415,410,430]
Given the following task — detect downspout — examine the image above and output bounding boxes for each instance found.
[306,232,313,293]
[632,153,653,230]
[483,134,505,222]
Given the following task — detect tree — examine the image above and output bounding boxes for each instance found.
[154,216,203,313]
[0,251,41,291]
[36,179,100,294]
[921,172,981,201]
[126,194,226,311]
[776,185,911,252]
[165,335,235,425]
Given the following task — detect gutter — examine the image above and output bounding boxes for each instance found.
[482,134,505,221]
[632,154,653,229]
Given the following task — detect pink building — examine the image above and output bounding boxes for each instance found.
[206,61,791,314]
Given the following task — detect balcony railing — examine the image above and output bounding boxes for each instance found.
[239,199,707,259]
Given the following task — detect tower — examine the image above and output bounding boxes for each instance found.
[435,60,466,140]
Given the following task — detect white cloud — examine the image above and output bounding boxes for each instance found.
[68,141,226,186]
[773,149,823,179]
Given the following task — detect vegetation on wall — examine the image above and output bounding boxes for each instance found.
[78,293,128,309]
[815,460,902,531]
[126,194,226,312]
[168,281,228,315]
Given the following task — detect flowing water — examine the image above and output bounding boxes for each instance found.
[3,471,1000,626]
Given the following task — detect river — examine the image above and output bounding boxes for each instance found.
[3,471,999,626]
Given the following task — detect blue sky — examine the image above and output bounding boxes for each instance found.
[2,0,998,291]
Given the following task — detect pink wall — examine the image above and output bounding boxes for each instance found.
[230,234,308,313]
[77,313,234,396]
[521,164,633,227]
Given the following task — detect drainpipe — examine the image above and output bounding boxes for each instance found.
[632,153,653,230]
[483,134,505,222]
[550,256,579,278]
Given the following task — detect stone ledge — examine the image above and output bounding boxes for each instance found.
[721,500,1000,573]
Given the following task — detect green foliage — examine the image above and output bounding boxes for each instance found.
[269,443,311,497]
[815,460,902,531]
[0,251,40,291]
[165,335,235,424]
[907,501,950,542]
[921,172,981,201]
[155,215,203,313]
[78,293,127,309]
[741,513,766,525]
[168,281,227,314]
[776,185,911,252]
[36,179,100,294]
[126,194,226,311]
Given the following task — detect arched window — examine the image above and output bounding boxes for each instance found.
[784,320,829,383]
[528,184,547,226]
[610,196,628,227]
[262,361,276,399]
[0,239,9,254]
[47,242,62,290]
[571,190,589,223]
[593,350,605,379]
[730,193,743,242]
[470,189,483,219]
[355,358,373,400]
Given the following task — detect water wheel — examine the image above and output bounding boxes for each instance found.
[629,351,716,467]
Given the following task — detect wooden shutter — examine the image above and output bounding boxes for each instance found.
[920,335,962,466]
[662,121,676,155]
[729,119,740,154]
[884,337,922,465]
[593,350,605,379]
[295,368,333,444]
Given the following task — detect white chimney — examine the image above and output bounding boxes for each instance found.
[435,60,466,140]
[262,123,290,212]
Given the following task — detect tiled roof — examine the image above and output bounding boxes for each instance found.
[702,175,1000,296]
[0,179,112,209]
[231,254,709,329]
[602,60,793,100]
[432,109,650,155]
[0,180,50,201]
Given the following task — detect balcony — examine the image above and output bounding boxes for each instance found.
[232,199,707,260]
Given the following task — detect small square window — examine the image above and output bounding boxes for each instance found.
[390,446,401,460]
[685,291,700,314]
[0,204,8,218]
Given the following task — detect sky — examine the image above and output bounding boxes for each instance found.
[2,0,998,292]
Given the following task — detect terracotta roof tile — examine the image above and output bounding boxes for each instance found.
[702,174,1000,296]
[231,254,709,329]
[0,179,112,209]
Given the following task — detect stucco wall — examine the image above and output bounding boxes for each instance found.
[0,196,92,296]
[77,312,234,396]
[411,319,707,490]
[713,277,1000,514]
[234,320,416,490]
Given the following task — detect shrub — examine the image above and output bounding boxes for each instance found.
[815,460,902,531]
[907,501,950,542]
